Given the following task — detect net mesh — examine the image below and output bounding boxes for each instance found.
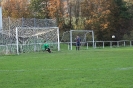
[0,27,59,55]
[0,17,58,55]
[61,30,92,44]
[61,30,94,50]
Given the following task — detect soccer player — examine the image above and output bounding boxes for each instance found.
[75,36,81,50]
[42,42,51,53]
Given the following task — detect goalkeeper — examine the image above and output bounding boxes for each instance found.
[42,42,51,53]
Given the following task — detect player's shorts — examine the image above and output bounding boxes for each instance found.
[76,43,80,46]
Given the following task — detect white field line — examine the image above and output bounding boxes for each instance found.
[0,67,133,72]
[114,67,133,71]
[0,70,25,72]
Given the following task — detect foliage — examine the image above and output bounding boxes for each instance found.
[1,0,133,41]
[2,0,31,18]
[48,0,65,30]
[123,30,133,40]
[81,0,133,40]
[29,0,49,18]
[112,0,133,40]
[81,0,115,40]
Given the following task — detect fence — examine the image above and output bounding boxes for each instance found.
[60,40,133,50]
[2,17,57,31]
[93,40,133,48]
[0,17,57,55]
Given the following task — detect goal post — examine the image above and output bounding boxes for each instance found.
[0,6,2,30]
[16,27,60,55]
[70,30,95,50]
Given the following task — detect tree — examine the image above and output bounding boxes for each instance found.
[111,0,132,40]
[81,0,113,40]
[30,0,49,18]
[80,0,133,41]
[2,0,31,18]
[48,0,66,31]
[123,30,133,40]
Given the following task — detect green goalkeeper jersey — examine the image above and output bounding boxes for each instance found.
[42,43,49,50]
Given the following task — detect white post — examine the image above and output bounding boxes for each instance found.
[16,27,19,55]
[95,42,97,48]
[92,31,95,48]
[112,35,115,47]
[85,33,87,42]
[87,42,88,49]
[0,7,2,30]
[130,41,132,47]
[117,41,119,47]
[57,28,60,51]
[103,42,104,48]
[70,30,72,50]
[110,42,112,48]
[124,41,125,47]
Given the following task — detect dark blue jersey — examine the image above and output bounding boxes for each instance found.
[76,38,81,43]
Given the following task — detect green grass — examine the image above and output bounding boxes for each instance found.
[0,47,133,88]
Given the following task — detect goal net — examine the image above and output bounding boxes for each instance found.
[0,27,60,55]
[61,30,94,50]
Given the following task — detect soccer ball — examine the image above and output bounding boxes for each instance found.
[112,35,115,38]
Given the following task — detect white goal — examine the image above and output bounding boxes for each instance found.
[70,30,95,50]
[15,27,60,54]
[61,30,95,50]
[0,27,60,55]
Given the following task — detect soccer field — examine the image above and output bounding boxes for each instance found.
[0,47,133,88]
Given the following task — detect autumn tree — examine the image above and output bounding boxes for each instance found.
[2,0,31,18]
[81,0,113,40]
[48,0,67,31]
[30,0,49,18]
[80,0,132,41]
